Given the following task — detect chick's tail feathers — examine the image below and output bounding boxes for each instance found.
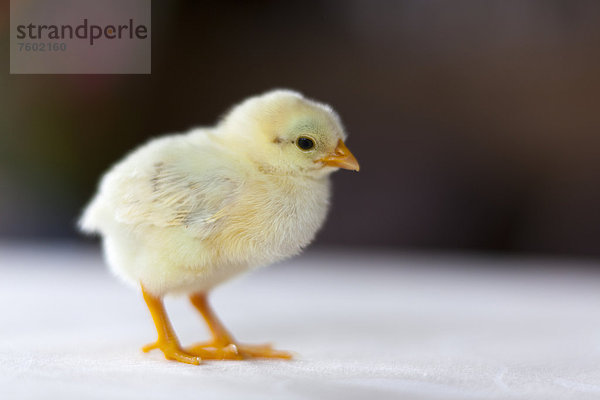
[78,196,105,235]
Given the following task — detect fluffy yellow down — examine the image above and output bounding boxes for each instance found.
[80,89,349,295]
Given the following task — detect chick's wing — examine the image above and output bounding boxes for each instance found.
[110,140,242,239]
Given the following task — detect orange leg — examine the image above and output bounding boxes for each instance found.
[140,285,202,365]
[185,293,293,360]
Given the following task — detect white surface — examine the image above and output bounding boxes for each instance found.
[1,244,600,400]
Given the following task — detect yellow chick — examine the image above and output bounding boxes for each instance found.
[79,89,359,365]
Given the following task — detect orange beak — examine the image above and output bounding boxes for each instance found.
[317,139,360,171]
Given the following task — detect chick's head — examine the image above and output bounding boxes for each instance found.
[219,90,359,177]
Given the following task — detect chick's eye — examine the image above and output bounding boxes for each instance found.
[296,136,315,151]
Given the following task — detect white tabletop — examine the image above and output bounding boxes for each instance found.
[1,244,600,400]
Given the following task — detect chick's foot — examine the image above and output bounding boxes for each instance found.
[142,340,202,365]
[188,293,293,360]
[185,341,292,360]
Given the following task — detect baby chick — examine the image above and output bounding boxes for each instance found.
[79,89,359,364]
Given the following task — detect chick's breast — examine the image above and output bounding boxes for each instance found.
[80,130,331,295]
[212,172,331,267]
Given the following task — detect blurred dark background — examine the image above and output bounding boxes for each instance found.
[1,0,599,257]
